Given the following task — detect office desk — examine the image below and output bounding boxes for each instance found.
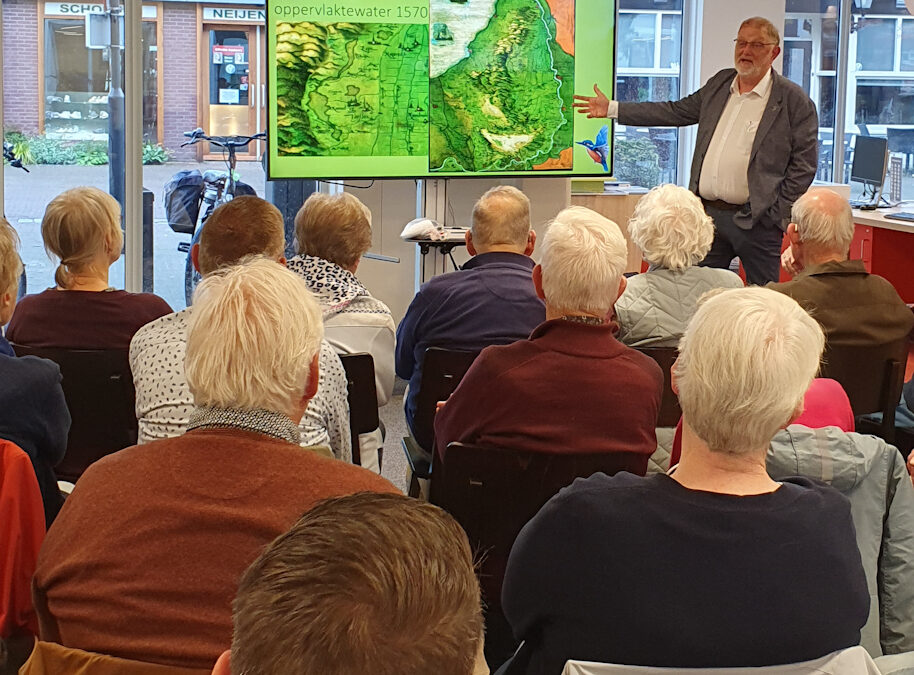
[850,208,914,303]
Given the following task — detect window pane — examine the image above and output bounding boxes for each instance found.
[901,20,914,72]
[614,76,679,187]
[855,80,914,125]
[659,14,681,69]
[618,13,656,69]
[856,19,896,71]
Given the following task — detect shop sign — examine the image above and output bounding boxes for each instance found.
[45,3,157,18]
[203,7,266,23]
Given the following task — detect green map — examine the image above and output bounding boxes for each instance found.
[429,0,574,172]
[275,21,429,157]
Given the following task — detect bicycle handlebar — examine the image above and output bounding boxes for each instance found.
[3,142,29,172]
[181,128,266,149]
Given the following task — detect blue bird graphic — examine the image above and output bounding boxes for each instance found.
[577,124,610,172]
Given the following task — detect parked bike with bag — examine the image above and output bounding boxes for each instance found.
[163,128,265,304]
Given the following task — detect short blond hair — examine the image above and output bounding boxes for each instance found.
[471,185,531,249]
[185,257,323,414]
[0,218,22,297]
[540,206,627,316]
[231,493,483,675]
[791,188,855,255]
[41,187,122,289]
[294,192,372,269]
[674,287,824,455]
[197,196,286,276]
[740,16,780,46]
[628,184,714,271]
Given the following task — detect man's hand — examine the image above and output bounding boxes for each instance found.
[573,84,610,119]
[907,449,914,487]
[435,400,447,414]
[780,247,802,277]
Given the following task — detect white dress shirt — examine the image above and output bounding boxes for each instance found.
[129,309,352,462]
[609,69,772,204]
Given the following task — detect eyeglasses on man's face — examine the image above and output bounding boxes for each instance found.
[733,39,776,51]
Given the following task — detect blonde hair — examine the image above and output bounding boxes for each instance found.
[185,257,323,414]
[674,287,824,455]
[41,186,123,289]
[628,184,714,271]
[0,218,22,297]
[471,185,531,250]
[198,196,286,276]
[231,493,484,675]
[540,206,627,317]
[294,192,372,269]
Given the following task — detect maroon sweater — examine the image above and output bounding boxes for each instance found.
[434,319,663,466]
[7,288,172,350]
[33,428,398,669]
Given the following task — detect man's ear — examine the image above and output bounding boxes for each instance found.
[465,230,477,257]
[615,275,627,302]
[191,243,202,274]
[670,356,680,395]
[532,263,546,301]
[524,229,536,256]
[304,353,320,401]
[786,223,800,246]
[211,650,231,675]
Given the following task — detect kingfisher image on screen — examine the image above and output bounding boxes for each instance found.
[266,0,616,179]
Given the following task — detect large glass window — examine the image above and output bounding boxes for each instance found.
[614,1,683,188]
[856,18,896,71]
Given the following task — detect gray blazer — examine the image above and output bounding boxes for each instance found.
[618,68,819,231]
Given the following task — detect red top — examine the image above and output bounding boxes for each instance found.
[7,289,172,350]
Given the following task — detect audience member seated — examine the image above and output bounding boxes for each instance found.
[130,196,351,461]
[768,423,914,656]
[32,258,396,671]
[286,192,395,471]
[0,218,70,527]
[6,187,171,349]
[212,493,487,675]
[397,186,546,449]
[501,287,869,673]
[434,206,662,469]
[615,184,743,347]
[770,188,913,346]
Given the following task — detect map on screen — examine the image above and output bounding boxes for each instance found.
[266,0,615,179]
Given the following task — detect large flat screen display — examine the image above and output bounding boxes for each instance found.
[266,0,616,179]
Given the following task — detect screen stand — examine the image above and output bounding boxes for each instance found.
[414,179,449,291]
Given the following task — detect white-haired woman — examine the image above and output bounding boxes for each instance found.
[286,191,395,472]
[614,184,743,348]
[502,287,868,673]
[7,187,171,349]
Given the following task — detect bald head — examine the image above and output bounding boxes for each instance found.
[469,186,533,254]
[790,188,854,258]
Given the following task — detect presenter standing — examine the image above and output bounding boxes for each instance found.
[574,16,818,285]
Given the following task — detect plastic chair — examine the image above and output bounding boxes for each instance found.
[338,352,380,467]
[560,645,882,674]
[818,338,908,444]
[633,346,680,427]
[10,345,137,482]
[434,441,649,668]
[401,347,479,497]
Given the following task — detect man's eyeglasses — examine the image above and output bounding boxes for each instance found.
[734,39,776,51]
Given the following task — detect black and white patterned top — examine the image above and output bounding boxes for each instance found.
[129,308,351,462]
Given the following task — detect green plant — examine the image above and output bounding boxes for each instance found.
[613,138,661,189]
[28,136,79,165]
[74,141,109,166]
[142,142,171,165]
[3,127,34,166]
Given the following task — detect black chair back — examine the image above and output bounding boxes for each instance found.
[11,345,137,482]
[635,346,681,427]
[338,352,379,467]
[819,338,908,443]
[411,347,479,453]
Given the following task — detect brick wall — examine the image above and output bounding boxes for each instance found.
[3,0,40,135]
[162,4,198,161]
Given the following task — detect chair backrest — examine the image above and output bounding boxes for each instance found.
[818,338,907,441]
[412,347,479,452]
[11,345,137,482]
[634,346,681,427]
[561,646,882,674]
[432,442,647,612]
[338,352,379,466]
[20,640,211,675]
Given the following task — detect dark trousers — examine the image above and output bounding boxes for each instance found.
[699,203,784,285]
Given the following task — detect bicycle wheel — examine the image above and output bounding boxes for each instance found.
[184,225,204,306]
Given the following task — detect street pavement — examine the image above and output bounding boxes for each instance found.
[3,162,266,311]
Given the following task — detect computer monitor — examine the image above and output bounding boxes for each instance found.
[850,135,889,187]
